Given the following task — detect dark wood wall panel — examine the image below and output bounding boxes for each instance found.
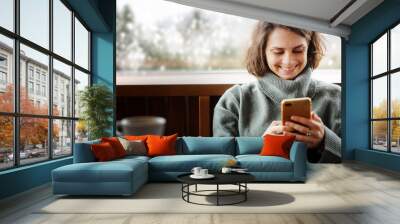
[165,96,187,136]
[116,84,232,136]
[209,96,220,136]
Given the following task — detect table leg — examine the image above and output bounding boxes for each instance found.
[187,184,190,202]
[195,184,197,192]
[245,183,247,201]
[181,184,183,199]
[217,184,219,206]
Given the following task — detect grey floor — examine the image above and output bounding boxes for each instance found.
[1,162,400,224]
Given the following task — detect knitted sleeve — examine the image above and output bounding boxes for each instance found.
[316,83,342,162]
[323,85,342,158]
[213,85,241,137]
[308,81,342,162]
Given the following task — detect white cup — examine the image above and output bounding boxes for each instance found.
[221,167,232,174]
[200,169,208,176]
[191,167,202,176]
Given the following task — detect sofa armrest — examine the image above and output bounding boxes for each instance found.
[289,141,307,181]
[73,140,100,163]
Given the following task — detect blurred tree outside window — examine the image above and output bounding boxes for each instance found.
[116,0,341,83]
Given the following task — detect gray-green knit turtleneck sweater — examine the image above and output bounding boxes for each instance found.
[213,67,341,158]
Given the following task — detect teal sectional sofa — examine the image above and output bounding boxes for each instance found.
[52,137,307,196]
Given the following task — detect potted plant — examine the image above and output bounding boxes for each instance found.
[79,84,113,140]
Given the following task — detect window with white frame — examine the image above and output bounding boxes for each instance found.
[28,81,34,94]
[0,71,6,85]
[0,54,7,86]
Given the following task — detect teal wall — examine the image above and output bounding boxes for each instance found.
[344,0,400,171]
[355,149,400,172]
[0,158,72,199]
[91,0,116,136]
[92,32,116,136]
[0,0,116,200]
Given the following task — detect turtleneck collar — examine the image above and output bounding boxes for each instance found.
[256,67,316,104]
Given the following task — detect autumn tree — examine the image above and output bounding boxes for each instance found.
[0,84,59,151]
[391,99,400,143]
[372,99,400,144]
[0,85,14,149]
[372,99,388,141]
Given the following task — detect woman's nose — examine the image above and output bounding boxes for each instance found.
[282,53,295,66]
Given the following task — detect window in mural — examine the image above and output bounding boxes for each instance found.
[371,23,400,154]
[0,0,91,170]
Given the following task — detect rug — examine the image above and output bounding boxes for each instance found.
[37,183,362,214]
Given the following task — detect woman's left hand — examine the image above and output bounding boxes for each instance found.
[284,112,325,149]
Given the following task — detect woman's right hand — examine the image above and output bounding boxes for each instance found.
[263,120,287,136]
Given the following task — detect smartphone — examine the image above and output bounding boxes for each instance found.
[281,97,312,128]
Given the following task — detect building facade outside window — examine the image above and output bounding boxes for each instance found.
[28,81,34,94]
[0,54,7,89]
[0,54,7,67]
[28,68,33,80]
[0,71,6,85]
[0,0,91,170]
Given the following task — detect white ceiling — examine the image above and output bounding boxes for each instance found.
[166,0,384,38]
[226,0,352,22]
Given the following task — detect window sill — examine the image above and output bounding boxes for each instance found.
[0,156,72,175]
[116,69,341,85]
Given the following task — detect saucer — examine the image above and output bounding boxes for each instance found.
[232,170,249,174]
[190,174,215,179]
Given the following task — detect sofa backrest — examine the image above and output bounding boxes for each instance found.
[177,137,235,155]
[235,137,263,155]
[73,139,100,163]
[74,136,263,162]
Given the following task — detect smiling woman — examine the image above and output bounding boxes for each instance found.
[213,22,341,163]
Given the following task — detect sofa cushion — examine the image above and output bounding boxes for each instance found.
[147,134,178,157]
[236,155,293,172]
[101,137,127,158]
[118,137,147,156]
[52,159,147,183]
[235,137,263,155]
[91,142,118,161]
[259,134,296,159]
[124,135,148,141]
[114,155,150,163]
[180,137,235,155]
[148,154,235,172]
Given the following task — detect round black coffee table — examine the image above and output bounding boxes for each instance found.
[177,173,255,206]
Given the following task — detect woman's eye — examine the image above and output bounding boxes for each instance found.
[294,49,304,54]
[273,51,283,55]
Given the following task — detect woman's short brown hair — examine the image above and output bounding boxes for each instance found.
[245,22,325,77]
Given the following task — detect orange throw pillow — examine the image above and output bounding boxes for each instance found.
[259,134,296,159]
[91,142,117,161]
[124,135,148,141]
[101,137,127,158]
[146,134,178,157]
